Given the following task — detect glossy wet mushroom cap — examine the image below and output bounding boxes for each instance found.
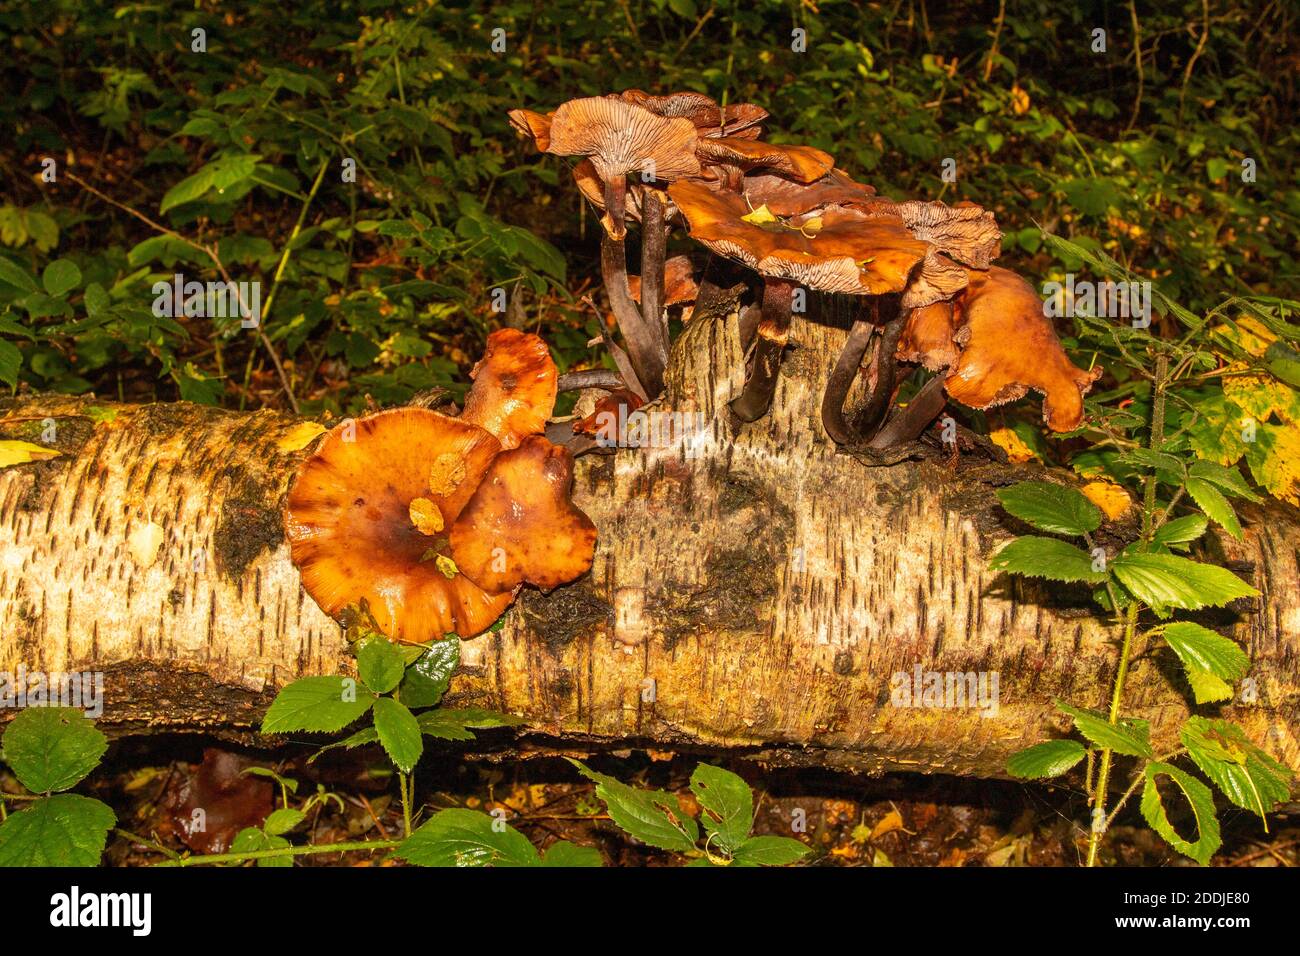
[628,255,698,308]
[285,409,514,642]
[450,435,597,593]
[943,267,1102,431]
[695,137,835,183]
[507,109,553,151]
[459,328,558,450]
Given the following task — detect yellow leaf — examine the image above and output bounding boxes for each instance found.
[277,421,326,452]
[1244,420,1300,505]
[988,427,1037,463]
[741,203,778,225]
[0,440,61,468]
[1222,368,1300,425]
[798,216,824,237]
[429,453,467,497]
[408,497,445,535]
[1082,480,1132,520]
[1010,84,1031,115]
[435,554,459,579]
[869,807,906,840]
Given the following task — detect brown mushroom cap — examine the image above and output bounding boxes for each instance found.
[668,179,930,295]
[619,90,767,137]
[860,198,1002,269]
[460,329,558,450]
[450,435,597,593]
[695,137,835,183]
[285,409,513,642]
[896,300,961,370]
[628,255,698,307]
[507,109,553,152]
[740,168,877,217]
[942,267,1102,431]
[546,96,702,188]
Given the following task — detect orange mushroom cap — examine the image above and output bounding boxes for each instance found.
[897,299,961,371]
[740,168,877,217]
[507,109,553,152]
[628,255,698,307]
[695,137,835,183]
[859,198,1002,269]
[285,409,514,642]
[942,267,1102,431]
[450,435,597,593]
[619,90,767,138]
[460,328,558,450]
[668,178,930,295]
[545,96,702,189]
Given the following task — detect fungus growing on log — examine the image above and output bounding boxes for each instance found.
[286,332,597,642]
[619,89,767,138]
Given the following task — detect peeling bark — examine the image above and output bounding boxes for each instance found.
[2,302,1297,779]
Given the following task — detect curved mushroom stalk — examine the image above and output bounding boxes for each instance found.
[865,372,950,450]
[729,277,798,423]
[640,189,668,342]
[600,219,666,398]
[820,298,911,445]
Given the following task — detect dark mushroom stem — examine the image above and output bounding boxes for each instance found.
[599,175,666,397]
[640,190,667,343]
[730,278,798,423]
[866,371,949,449]
[820,310,876,445]
[852,308,910,437]
[821,296,910,445]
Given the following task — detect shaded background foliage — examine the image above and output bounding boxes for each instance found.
[1,0,1297,424]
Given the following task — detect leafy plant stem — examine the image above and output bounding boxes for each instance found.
[153,838,399,867]
[399,771,413,837]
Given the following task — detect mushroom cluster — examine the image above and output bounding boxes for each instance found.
[285,330,596,643]
[509,91,1100,447]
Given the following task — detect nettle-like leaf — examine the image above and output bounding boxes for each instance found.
[1152,514,1208,551]
[395,808,540,867]
[230,826,291,868]
[355,634,406,695]
[1180,718,1293,823]
[372,697,423,773]
[1055,701,1153,758]
[996,481,1102,536]
[1140,762,1221,865]
[989,537,1109,584]
[1110,551,1258,616]
[569,759,699,853]
[261,676,375,734]
[0,794,115,867]
[416,708,526,741]
[1007,739,1087,779]
[0,707,107,793]
[398,638,459,708]
[1158,621,1248,705]
[690,764,754,854]
[160,153,262,213]
[1187,460,1262,503]
[730,835,810,866]
[1184,477,1242,539]
[540,841,604,867]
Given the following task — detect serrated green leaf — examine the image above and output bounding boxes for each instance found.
[690,764,753,853]
[996,481,1102,535]
[372,697,422,773]
[1185,667,1234,704]
[415,708,524,741]
[731,835,810,866]
[568,759,699,853]
[41,259,81,297]
[1140,762,1221,865]
[1180,718,1292,823]
[1007,739,1087,779]
[355,635,406,694]
[260,676,375,734]
[1159,622,1249,688]
[398,638,459,708]
[1152,514,1208,550]
[541,841,603,867]
[395,808,540,867]
[0,339,21,390]
[989,536,1109,584]
[1111,552,1258,615]
[1187,460,1261,502]
[229,826,291,867]
[1055,701,1153,757]
[1185,477,1242,539]
[0,794,115,866]
[0,258,40,294]
[1,707,107,793]
[263,807,306,836]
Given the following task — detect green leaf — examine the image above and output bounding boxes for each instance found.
[1007,739,1087,779]
[1055,701,1153,757]
[41,259,81,297]
[1185,477,1242,539]
[1,707,107,793]
[988,536,1109,584]
[1264,341,1300,388]
[541,841,604,867]
[1184,668,1234,705]
[0,258,40,294]
[355,635,406,694]
[416,708,525,741]
[568,759,699,853]
[260,676,375,734]
[160,154,261,213]
[395,809,540,867]
[1187,460,1261,502]
[1110,552,1258,615]
[1180,718,1292,822]
[1061,177,1120,218]
[263,807,306,836]
[82,282,110,319]
[376,219,418,238]
[0,794,115,866]
[0,339,21,390]
[731,835,810,866]
[995,481,1102,535]
[1140,762,1221,865]
[1152,514,1208,550]
[690,764,754,853]
[372,697,423,773]
[398,638,459,708]
[1159,622,1249,690]
[229,826,291,867]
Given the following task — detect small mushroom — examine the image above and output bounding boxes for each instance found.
[459,328,558,450]
[450,435,597,593]
[619,90,767,138]
[695,137,835,183]
[285,408,514,642]
[628,254,699,313]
